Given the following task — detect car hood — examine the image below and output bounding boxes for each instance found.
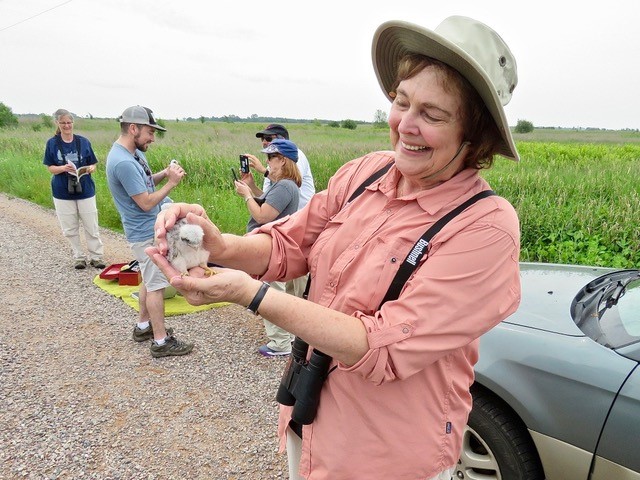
[505,262,615,335]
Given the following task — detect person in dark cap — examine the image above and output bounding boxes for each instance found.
[247,124,315,209]
[255,123,289,140]
[149,15,521,479]
[241,125,316,356]
[106,105,193,358]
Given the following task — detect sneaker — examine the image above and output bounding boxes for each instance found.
[132,324,174,342]
[150,335,194,358]
[258,344,291,357]
[74,259,87,270]
[90,259,106,269]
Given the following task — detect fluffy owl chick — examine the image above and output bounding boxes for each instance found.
[166,218,215,277]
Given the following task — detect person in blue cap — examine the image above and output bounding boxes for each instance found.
[234,139,302,356]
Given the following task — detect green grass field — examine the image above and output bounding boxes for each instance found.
[1,117,639,268]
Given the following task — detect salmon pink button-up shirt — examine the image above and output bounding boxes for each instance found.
[256,151,521,480]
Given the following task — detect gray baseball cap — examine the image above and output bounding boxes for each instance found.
[119,105,166,132]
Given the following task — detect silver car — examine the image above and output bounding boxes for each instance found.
[455,262,640,480]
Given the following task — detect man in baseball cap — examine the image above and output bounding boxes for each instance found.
[106,105,192,358]
[255,123,288,139]
[245,126,315,357]
[119,105,166,132]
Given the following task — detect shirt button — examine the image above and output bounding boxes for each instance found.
[391,257,397,263]
[330,282,335,287]
[402,327,409,334]
[354,244,359,250]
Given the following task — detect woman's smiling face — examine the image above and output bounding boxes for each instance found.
[56,115,74,136]
[388,66,467,188]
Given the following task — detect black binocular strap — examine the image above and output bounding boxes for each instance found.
[346,162,394,203]
[377,189,495,309]
[303,162,495,308]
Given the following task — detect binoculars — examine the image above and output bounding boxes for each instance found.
[67,176,82,194]
[276,337,332,425]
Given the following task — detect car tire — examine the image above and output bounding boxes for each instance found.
[454,388,545,480]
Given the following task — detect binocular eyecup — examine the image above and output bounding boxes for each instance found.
[276,337,332,425]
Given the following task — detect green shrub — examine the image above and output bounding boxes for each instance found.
[41,114,53,129]
[341,119,357,130]
[0,102,18,128]
[515,119,534,133]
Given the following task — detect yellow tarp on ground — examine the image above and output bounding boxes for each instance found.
[93,275,228,316]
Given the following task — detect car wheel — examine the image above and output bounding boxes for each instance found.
[453,389,544,480]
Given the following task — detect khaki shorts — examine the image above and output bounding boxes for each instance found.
[130,238,170,292]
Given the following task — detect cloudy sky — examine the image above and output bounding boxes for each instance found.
[1,0,638,129]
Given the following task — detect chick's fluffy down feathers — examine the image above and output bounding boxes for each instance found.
[165,218,211,275]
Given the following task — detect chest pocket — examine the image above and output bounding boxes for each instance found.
[352,234,416,315]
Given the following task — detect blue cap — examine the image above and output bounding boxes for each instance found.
[261,139,298,162]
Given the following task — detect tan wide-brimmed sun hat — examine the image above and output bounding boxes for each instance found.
[372,16,519,161]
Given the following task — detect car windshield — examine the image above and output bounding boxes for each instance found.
[571,270,640,349]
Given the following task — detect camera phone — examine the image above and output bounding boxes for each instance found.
[239,155,250,174]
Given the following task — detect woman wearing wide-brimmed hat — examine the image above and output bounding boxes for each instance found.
[148,16,521,480]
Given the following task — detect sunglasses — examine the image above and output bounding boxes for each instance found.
[262,135,275,142]
[267,154,282,161]
[134,154,153,177]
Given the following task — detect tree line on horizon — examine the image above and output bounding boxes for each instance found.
[2,101,638,133]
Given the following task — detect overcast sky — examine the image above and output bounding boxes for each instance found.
[1,0,638,130]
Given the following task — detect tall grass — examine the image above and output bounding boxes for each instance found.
[1,118,639,268]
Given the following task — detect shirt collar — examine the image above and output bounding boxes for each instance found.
[375,164,485,215]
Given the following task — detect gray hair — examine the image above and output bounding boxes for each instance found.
[53,109,73,135]
[53,108,73,121]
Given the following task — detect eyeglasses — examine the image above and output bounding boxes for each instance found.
[262,135,275,143]
[58,121,73,125]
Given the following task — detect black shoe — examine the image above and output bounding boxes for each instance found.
[132,325,174,342]
[90,259,106,269]
[150,336,194,358]
[74,259,87,269]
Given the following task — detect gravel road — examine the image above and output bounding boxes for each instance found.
[0,192,288,479]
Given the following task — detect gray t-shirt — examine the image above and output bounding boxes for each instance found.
[106,142,167,242]
[246,179,299,232]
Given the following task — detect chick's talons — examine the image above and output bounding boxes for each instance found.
[202,265,216,277]
[179,266,216,278]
